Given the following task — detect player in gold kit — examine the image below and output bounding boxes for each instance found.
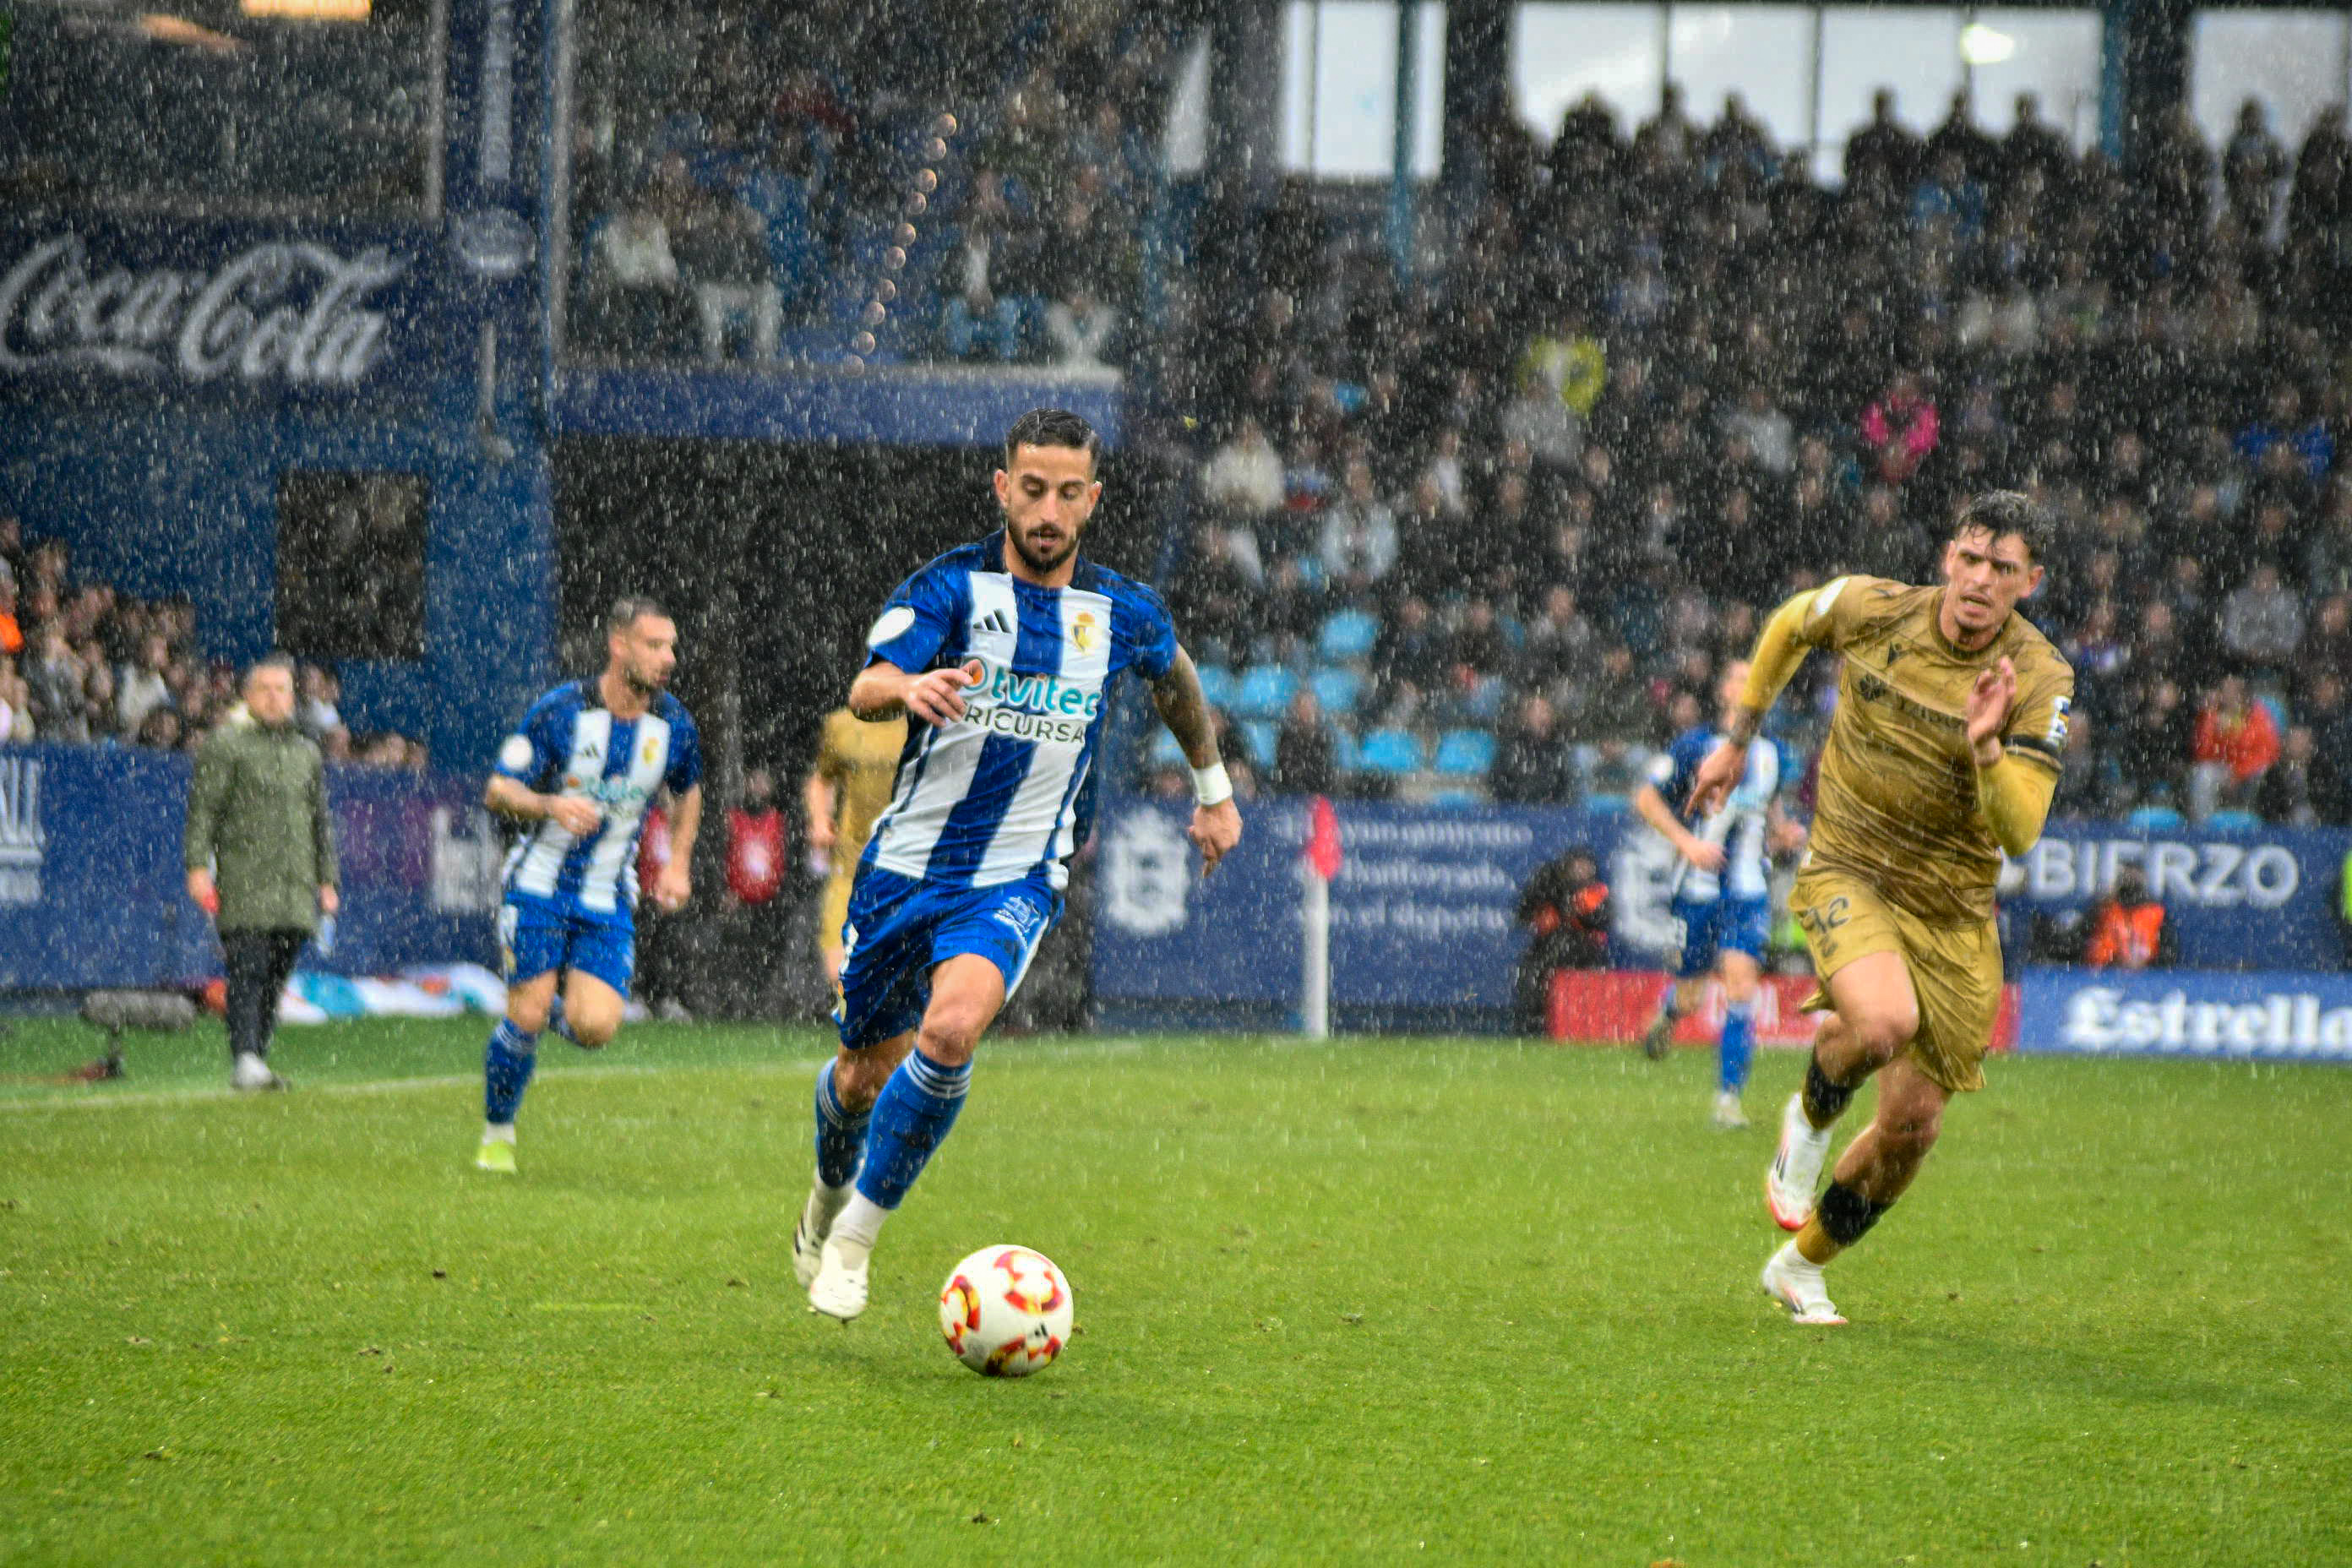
[1685,492,2074,1326]
[804,706,910,989]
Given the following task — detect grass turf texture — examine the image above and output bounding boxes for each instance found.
[0,1020,2347,1567]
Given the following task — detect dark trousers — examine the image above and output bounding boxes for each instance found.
[223,928,306,1060]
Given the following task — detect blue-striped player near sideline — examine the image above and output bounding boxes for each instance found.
[797,408,1243,1320]
[471,597,704,1173]
[1632,659,1804,1129]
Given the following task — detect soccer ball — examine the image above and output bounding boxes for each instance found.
[938,1245,1074,1377]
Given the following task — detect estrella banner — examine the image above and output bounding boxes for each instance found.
[2017,966,2352,1063]
[0,744,500,990]
[1089,792,2352,1032]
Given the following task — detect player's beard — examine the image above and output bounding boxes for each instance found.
[1008,519,1079,578]
[625,659,670,696]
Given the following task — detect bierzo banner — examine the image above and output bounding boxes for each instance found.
[1090,792,2352,1031]
[0,744,500,991]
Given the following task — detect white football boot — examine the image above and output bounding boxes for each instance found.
[1759,1242,1847,1326]
[231,1053,286,1092]
[807,1234,871,1322]
[792,1180,852,1288]
[1766,1092,1831,1230]
[1712,1090,1750,1130]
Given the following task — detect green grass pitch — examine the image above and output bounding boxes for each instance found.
[0,1017,2347,1566]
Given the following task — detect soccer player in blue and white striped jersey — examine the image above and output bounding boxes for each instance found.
[471,597,703,1173]
[798,408,1242,1320]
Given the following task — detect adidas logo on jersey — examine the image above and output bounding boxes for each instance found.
[974,609,1015,635]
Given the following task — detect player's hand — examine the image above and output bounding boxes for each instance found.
[186,868,220,917]
[1679,836,1728,874]
[546,794,602,836]
[1683,739,1749,819]
[653,860,691,913]
[906,660,986,727]
[1190,798,1241,875]
[1966,656,2017,765]
[1770,818,1810,856]
[318,885,340,917]
[807,815,836,851]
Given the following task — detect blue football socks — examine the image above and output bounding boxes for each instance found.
[1719,997,1756,1095]
[853,1050,972,1211]
[484,1018,540,1124]
[813,1059,871,1189]
[545,989,580,1048]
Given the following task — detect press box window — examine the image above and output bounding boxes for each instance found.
[276,471,428,661]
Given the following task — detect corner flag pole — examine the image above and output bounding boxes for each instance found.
[1302,797,1342,1039]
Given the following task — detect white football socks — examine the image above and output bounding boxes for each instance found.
[829,1191,889,1258]
[482,1120,517,1144]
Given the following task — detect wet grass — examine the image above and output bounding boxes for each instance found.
[0,1018,2347,1566]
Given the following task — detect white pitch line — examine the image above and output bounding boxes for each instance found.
[0,1035,1161,1115]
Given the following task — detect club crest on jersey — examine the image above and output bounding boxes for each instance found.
[1070,611,1101,652]
[640,735,660,765]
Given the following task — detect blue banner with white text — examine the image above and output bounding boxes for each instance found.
[0,745,501,992]
[2017,966,2352,1062]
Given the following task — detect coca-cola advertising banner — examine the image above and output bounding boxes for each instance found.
[0,220,445,404]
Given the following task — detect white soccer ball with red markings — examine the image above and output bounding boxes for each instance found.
[939,1245,1074,1377]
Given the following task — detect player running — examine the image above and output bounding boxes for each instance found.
[796,408,1242,1320]
[1686,493,2072,1325]
[472,597,703,1173]
[1632,659,1803,1130]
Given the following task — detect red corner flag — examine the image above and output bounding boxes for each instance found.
[1304,795,1342,880]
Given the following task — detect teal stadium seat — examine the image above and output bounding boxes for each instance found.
[1194,662,1239,711]
[2124,805,2184,831]
[1356,728,1424,775]
[1309,667,1363,716]
[1317,610,1380,662]
[1233,666,1299,719]
[2205,808,2262,832]
[1433,728,1496,776]
[1240,719,1279,766]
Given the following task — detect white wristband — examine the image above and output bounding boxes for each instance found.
[1191,761,1233,807]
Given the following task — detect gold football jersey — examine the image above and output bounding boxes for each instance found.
[1795,575,2075,926]
[814,706,908,865]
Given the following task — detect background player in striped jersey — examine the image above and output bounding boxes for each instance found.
[472,597,703,1173]
[797,408,1242,1320]
[1633,659,1805,1129]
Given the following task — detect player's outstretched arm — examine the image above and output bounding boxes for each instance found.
[1633,781,1725,872]
[1148,646,1243,874]
[851,659,983,727]
[1688,590,1817,817]
[655,784,702,912]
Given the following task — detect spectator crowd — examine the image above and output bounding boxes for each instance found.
[1147,84,2352,830]
[0,515,427,768]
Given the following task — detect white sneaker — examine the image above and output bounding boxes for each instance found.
[231,1054,285,1092]
[1712,1090,1750,1130]
[1760,1242,1847,1326]
[791,1182,852,1288]
[1766,1092,1831,1230]
[807,1234,870,1321]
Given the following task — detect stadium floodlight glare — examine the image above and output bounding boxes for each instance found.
[242,0,371,18]
[1958,23,2017,65]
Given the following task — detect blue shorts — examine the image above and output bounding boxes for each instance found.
[834,866,1061,1051]
[499,897,635,995]
[1671,894,1771,978]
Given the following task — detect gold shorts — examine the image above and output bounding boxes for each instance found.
[818,869,856,957]
[1790,865,2003,1095]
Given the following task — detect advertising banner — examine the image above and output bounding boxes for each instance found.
[1090,791,2352,1031]
[1544,971,2020,1050]
[0,745,499,991]
[2017,966,2352,1063]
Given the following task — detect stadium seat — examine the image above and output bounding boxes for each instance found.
[2205,808,2262,832]
[1317,610,1380,662]
[1233,666,1299,720]
[1429,787,1484,808]
[1333,728,1364,774]
[1240,719,1279,767]
[2124,805,2184,831]
[1194,662,1239,711]
[1433,728,1496,776]
[1585,792,1630,815]
[1355,728,1424,775]
[1309,666,1362,716]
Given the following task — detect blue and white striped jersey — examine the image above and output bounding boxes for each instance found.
[1647,726,1787,903]
[493,680,703,919]
[861,532,1178,891]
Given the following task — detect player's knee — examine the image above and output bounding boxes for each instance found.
[1851,1010,1919,1064]
[1876,1111,1942,1162]
[508,993,553,1034]
[916,1015,981,1068]
[571,1018,617,1049]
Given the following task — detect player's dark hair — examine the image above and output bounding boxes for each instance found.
[1951,491,2057,565]
[242,651,296,689]
[1004,408,1100,472]
[607,596,668,634]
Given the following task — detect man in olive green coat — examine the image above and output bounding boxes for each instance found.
[185,655,340,1091]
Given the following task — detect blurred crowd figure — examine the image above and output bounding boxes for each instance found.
[0,514,426,768]
[1149,84,2352,829]
[568,3,1165,369]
